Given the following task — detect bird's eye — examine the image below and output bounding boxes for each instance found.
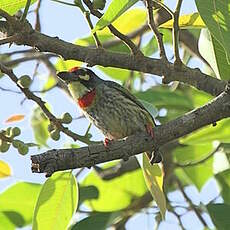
[79,74,90,81]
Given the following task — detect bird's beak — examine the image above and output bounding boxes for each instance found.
[57,71,77,83]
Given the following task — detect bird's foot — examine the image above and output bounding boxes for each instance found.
[146,123,154,139]
[150,152,162,164]
[103,138,113,148]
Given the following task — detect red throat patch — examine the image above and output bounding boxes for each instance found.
[69,66,79,72]
[78,89,96,108]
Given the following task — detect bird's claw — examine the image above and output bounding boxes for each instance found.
[146,123,154,138]
[149,149,162,164]
[104,138,113,148]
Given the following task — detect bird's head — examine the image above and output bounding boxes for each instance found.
[57,67,102,100]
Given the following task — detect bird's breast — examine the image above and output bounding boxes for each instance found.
[82,85,152,139]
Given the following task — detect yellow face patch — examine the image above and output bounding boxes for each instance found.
[68,82,89,100]
[78,74,90,81]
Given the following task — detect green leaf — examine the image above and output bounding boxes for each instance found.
[142,154,166,219]
[195,0,230,63]
[207,204,230,230]
[99,67,132,81]
[139,99,158,118]
[0,160,11,178]
[215,169,230,203]
[109,8,146,35]
[189,87,213,108]
[161,12,205,29]
[31,106,49,147]
[92,0,138,33]
[82,161,148,211]
[0,212,15,230]
[78,185,99,206]
[33,171,78,230]
[135,86,193,121]
[199,29,230,80]
[0,0,37,15]
[174,144,214,190]
[135,86,193,110]
[71,212,120,230]
[0,182,41,226]
[180,119,230,145]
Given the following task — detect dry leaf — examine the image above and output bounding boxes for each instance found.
[5,114,25,123]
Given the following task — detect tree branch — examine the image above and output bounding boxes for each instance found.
[0,10,226,96]
[83,0,142,56]
[31,89,230,176]
[146,0,167,60]
[173,0,183,65]
[0,63,96,145]
[175,177,208,227]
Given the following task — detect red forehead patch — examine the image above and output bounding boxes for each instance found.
[69,66,79,72]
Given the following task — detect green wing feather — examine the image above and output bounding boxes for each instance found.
[104,81,156,125]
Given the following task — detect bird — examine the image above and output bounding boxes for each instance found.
[57,67,161,163]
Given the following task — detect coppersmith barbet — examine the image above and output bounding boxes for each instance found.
[57,67,161,163]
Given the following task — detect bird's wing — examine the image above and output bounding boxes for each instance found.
[104,81,156,124]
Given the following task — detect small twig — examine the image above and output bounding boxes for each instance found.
[4,49,35,56]
[0,132,12,142]
[75,167,85,178]
[84,122,92,136]
[3,53,58,67]
[84,11,102,47]
[175,178,208,227]
[21,0,32,21]
[0,84,56,94]
[0,34,21,45]
[173,0,183,65]
[34,0,42,31]
[83,0,142,56]
[152,0,173,16]
[76,0,102,47]
[50,0,76,7]
[175,144,222,168]
[0,86,21,94]
[166,196,185,230]
[146,0,167,60]
[0,63,97,145]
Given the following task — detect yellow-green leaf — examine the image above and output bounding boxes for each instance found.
[98,8,147,35]
[82,161,148,211]
[32,171,78,230]
[0,182,41,226]
[199,29,230,80]
[160,13,205,29]
[180,119,230,145]
[196,0,230,63]
[0,160,11,178]
[31,106,49,147]
[92,0,138,33]
[0,0,37,15]
[142,154,166,219]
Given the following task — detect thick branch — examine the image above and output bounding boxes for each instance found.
[31,90,230,176]
[0,11,226,96]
